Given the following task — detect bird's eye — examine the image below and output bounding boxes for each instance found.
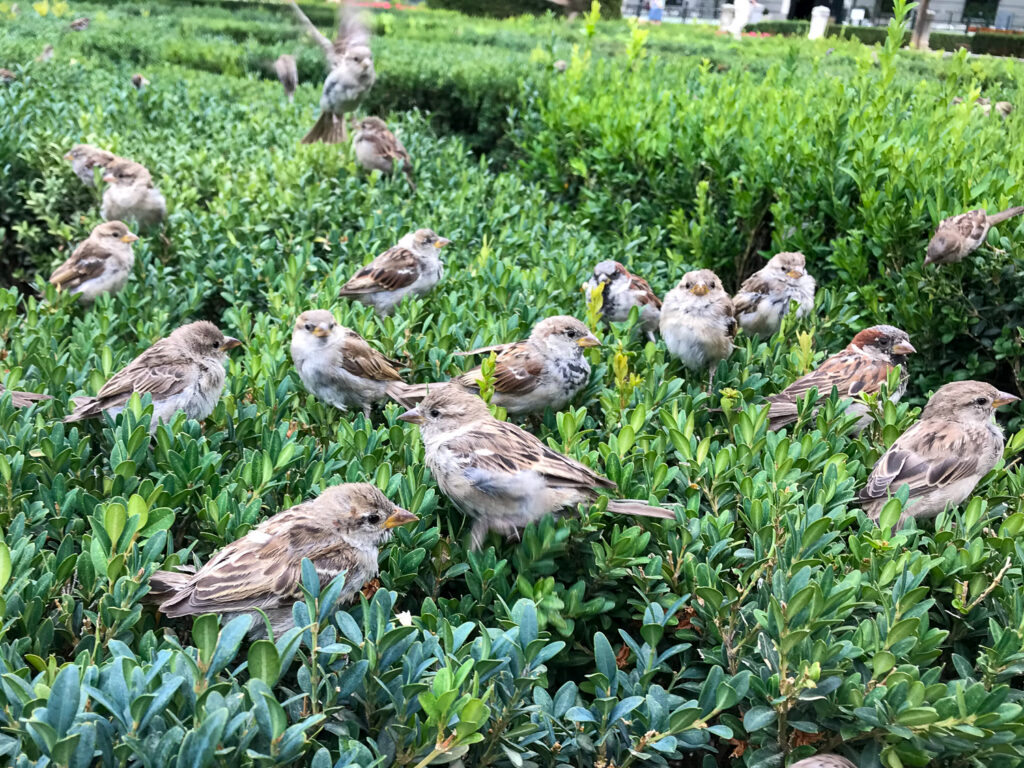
[429,409,441,418]
[975,397,989,406]
[330,323,336,330]
[684,282,691,288]
[367,513,380,524]
[567,329,578,338]
[305,323,313,331]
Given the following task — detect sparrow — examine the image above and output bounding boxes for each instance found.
[338,229,451,316]
[764,325,915,433]
[352,116,415,191]
[288,0,374,144]
[37,44,54,62]
[732,251,816,337]
[0,69,15,85]
[1,386,52,408]
[64,320,242,432]
[924,206,1024,266]
[101,159,167,229]
[859,381,1019,525]
[130,73,150,91]
[64,144,115,187]
[390,316,600,417]
[48,221,138,303]
[69,17,89,31]
[398,384,674,549]
[290,309,406,418]
[659,268,735,386]
[584,260,661,341]
[790,756,856,768]
[274,54,298,102]
[995,101,1013,118]
[149,483,417,637]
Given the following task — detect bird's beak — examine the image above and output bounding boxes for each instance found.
[121,233,139,243]
[434,237,451,248]
[222,337,243,350]
[384,508,418,529]
[63,152,73,160]
[690,283,709,296]
[577,333,601,348]
[786,269,803,279]
[993,391,1021,408]
[102,173,116,183]
[312,323,331,338]
[398,407,424,424]
[891,341,916,355]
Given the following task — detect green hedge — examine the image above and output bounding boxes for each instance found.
[929,30,972,50]
[970,30,1024,56]
[426,0,552,16]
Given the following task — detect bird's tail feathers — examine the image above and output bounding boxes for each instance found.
[386,382,431,409]
[403,164,416,193]
[302,112,346,144]
[605,499,675,519]
[147,566,196,607]
[989,205,1024,224]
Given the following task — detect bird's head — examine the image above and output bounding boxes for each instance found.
[850,325,916,364]
[172,320,242,358]
[318,483,418,545]
[399,384,490,433]
[531,315,600,356]
[922,381,1019,424]
[676,268,723,299]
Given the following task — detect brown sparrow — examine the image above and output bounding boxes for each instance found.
[290,309,406,418]
[101,159,166,229]
[925,206,1024,266]
[338,229,450,315]
[733,252,816,337]
[288,0,374,143]
[49,221,138,303]
[584,260,661,341]
[659,269,735,386]
[399,385,673,549]
[352,116,415,191]
[391,316,600,417]
[69,17,89,31]
[790,756,856,768]
[130,73,150,91]
[37,44,54,62]
[149,483,417,637]
[765,325,915,433]
[0,69,15,85]
[274,54,298,102]
[859,381,1019,525]
[65,321,242,432]
[1,385,52,408]
[64,144,115,187]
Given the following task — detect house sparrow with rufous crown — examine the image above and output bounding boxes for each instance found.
[149,483,417,637]
[64,144,115,187]
[659,268,735,387]
[352,116,415,191]
[732,251,816,337]
[288,0,374,143]
[389,316,600,417]
[859,381,1019,526]
[925,206,1024,266]
[584,260,661,341]
[101,159,167,229]
[398,385,673,549]
[338,229,450,316]
[49,221,138,303]
[64,321,242,433]
[291,309,406,418]
[765,325,915,433]
[274,54,297,101]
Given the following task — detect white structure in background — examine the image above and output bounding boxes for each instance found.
[808,4,831,36]
[730,0,752,35]
[849,7,866,24]
[719,2,736,29]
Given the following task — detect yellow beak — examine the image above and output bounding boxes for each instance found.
[102,173,116,184]
[690,284,708,296]
[384,508,418,529]
[312,324,331,338]
[787,269,803,279]
[121,233,139,243]
[993,391,1020,408]
[63,152,73,160]
[577,334,601,348]
[399,407,424,424]
[891,341,916,355]
[222,337,243,350]
[435,237,451,248]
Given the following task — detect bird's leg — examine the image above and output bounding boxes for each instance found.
[362,404,372,421]
[340,113,348,143]
[707,365,716,392]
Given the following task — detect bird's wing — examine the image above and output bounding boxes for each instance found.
[768,347,890,407]
[456,341,543,395]
[732,273,774,315]
[858,420,983,504]
[338,333,404,382]
[630,273,662,308]
[949,209,989,241]
[286,0,334,59]
[338,246,419,295]
[366,130,410,163]
[91,339,196,406]
[454,341,517,357]
[335,0,370,51]
[449,420,616,492]
[49,238,113,291]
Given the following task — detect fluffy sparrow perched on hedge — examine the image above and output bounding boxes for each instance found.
[101,159,167,229]
[64,320,241,432]
[338,229,450,315]
[130,73,150,91]
[48,221,138,303]
[69,17,89,31]
[64,144,115,187]
[399,385,674,549]
[149,484,417,637]
[274,54,298,102]
[352,116,415,191]
[0,69,15,84]
[1,386,52,408]
[924,206,1024,266]
[765,325,915,433]
[659,268,735,386]
[288,0,374,144]
[291,309,406,418]
[732,251,815,337]
[390,316,599,417]
[859,381,1019,525]
[37,44,54,62]
[790,756,856,768]
[584,260,661,341]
